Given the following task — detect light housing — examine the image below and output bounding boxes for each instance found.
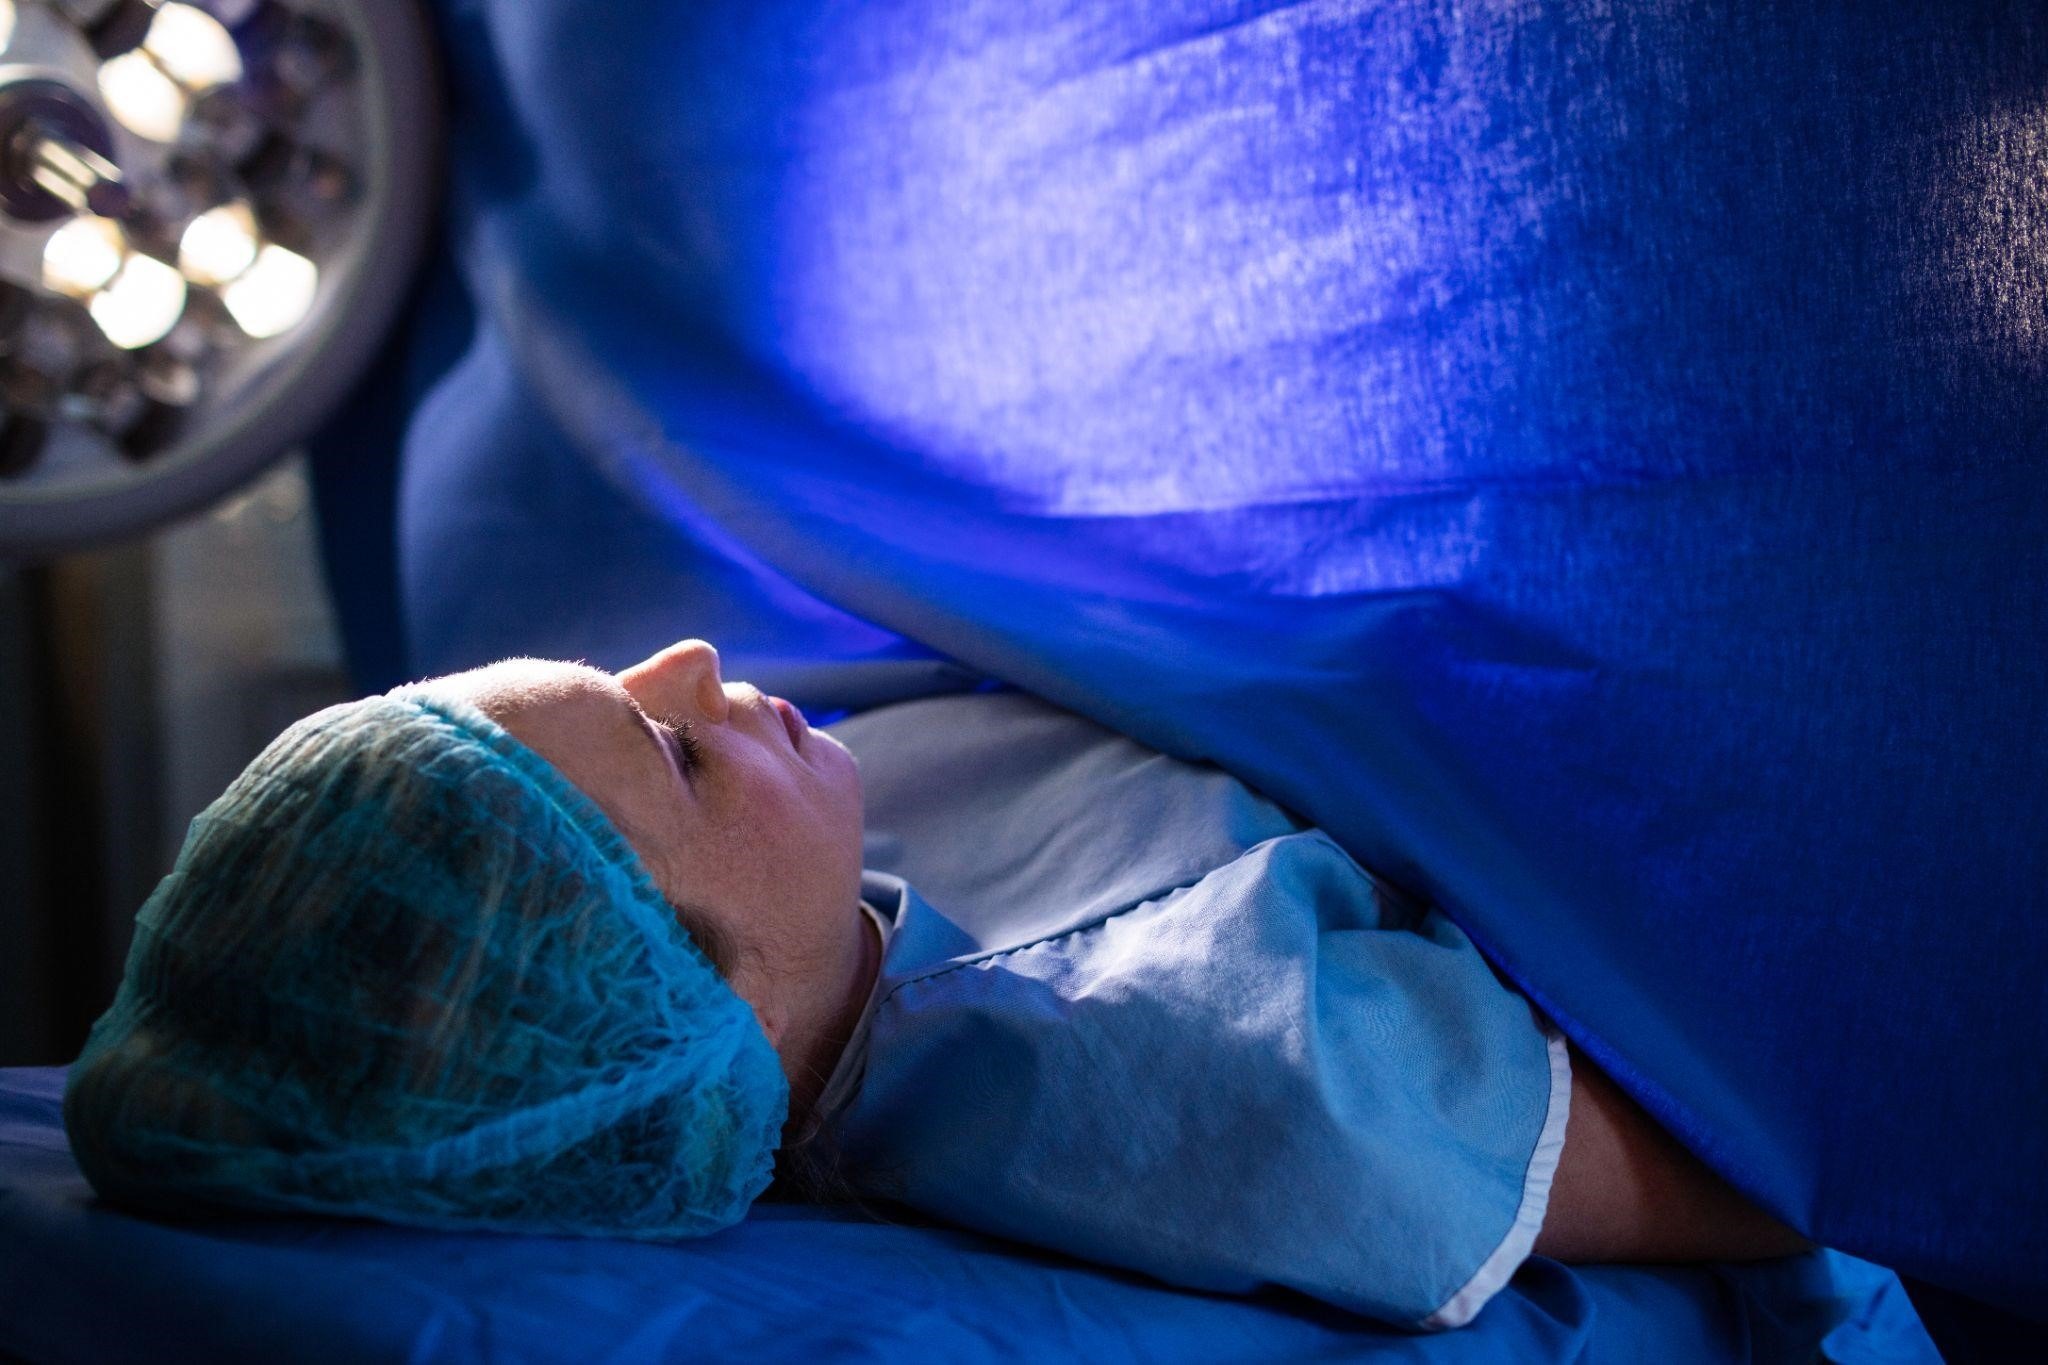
[0,0,439,557]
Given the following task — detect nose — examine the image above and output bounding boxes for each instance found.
[621,639,729,723]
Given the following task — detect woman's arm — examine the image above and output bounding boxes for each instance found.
[1533,1043,1815,1263]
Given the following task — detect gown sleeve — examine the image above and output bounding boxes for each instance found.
[837,832,1570,1329]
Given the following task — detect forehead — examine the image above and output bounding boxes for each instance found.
[418,658,649,770]
[446,657,618,711]
[426,658,669,842]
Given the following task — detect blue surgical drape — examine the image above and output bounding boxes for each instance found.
[374,0,2048,1320]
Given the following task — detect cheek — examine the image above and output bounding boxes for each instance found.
[711,756,859,908]
[819,744,865,854]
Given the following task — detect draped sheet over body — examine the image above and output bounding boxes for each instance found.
[384,0,2048,1319]
[824,691,1569,1329]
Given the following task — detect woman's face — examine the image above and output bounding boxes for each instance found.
[420,641,874,1108]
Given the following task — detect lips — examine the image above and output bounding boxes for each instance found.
[770,696,805,751]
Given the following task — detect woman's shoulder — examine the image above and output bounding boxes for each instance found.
[830,689,1310,950]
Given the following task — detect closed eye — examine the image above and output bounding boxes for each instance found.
[621,693,702,784]
[651,711,704,771]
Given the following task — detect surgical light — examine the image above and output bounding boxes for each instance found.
[42,214,128,295]
[0,0,438,554]
[96,48,187,142]
[142,4,243,91]
[88,250,187,349]
[220,242,315,338]
[177,201,258,285]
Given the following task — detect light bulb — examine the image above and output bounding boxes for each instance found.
[220,244,317,339]
[144,4,244,91]
[98,50,190,141]
[43,216,129,296]
[90,252,189,349]
[178,202,259,285]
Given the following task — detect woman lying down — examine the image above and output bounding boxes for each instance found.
[62,640,1808,1330]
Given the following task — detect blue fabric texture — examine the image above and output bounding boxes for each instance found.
[828,691,1565,1328]
[1,1067,1940,1365]
[62,691,786,1240]
[392,0,2046,1320]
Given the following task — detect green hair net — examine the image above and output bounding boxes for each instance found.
[62,689,789,1239]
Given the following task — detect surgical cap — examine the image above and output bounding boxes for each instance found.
[62,690,788,1239]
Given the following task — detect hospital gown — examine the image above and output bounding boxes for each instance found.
[820,691,1570,1330]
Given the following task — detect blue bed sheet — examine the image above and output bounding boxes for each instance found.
[0,1069,1936,1364]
